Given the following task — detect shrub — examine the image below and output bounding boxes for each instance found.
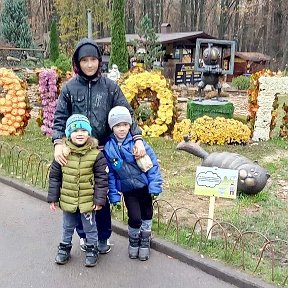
[49,20,59,62]
[173,116,251,145]
[54,54,71,74]
[109,0,128,72]
[44,54,71,75]
[1,0,34,48]
[231,75,251,90]
[136,104,152,121]
[172,119,192,142]
[26,74,38,84]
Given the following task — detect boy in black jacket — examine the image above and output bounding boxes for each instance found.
[52,38,146,254]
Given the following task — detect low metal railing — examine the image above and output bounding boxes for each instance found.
[0,141,50,189]
[0,140,287,286]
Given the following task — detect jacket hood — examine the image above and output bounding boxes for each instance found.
[62,137,99,157]
[72,38,102,78]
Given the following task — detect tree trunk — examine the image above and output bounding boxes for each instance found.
[180,0,187,32]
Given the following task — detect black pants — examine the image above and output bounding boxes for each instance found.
[123,187,153,229]
[76,199,112,241]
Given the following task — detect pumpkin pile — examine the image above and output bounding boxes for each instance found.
[0,68,31,135]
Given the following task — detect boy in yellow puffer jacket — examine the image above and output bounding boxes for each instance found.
[48,114,108,267]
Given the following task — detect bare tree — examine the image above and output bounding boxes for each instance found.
[4,0,287,68]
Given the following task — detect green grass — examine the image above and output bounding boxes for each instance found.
[1,119,288,286]
[0,121,53,159]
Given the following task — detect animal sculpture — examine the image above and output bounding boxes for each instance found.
[176,139,270,195]
[197,46,222,101]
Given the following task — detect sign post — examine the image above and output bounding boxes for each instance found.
[194,166,238,239]
[207,196,215,240]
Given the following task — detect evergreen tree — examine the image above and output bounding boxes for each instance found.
[49,19,60,62]
[132,15,164,70]
[0,0,34,48]
[109,0,128,73]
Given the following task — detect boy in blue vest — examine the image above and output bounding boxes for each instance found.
[104,106,163,261]
[48,114,108,267]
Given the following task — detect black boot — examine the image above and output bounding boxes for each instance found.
[85,244,99,267]
[128,235,140,259]
[55,242,72,265]
[139,231,151,261]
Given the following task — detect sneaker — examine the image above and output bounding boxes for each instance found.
[80,238,87,252]
[55,242,72,265]
[98,239,111,254]
[85,244,99,267]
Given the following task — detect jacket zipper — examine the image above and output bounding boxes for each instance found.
[87,81,91,119]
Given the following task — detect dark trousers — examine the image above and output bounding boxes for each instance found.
[76,199,112,240]
[123,187,153,229]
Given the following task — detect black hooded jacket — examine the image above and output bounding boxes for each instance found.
[52,38,142,146]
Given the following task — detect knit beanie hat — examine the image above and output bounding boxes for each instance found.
[65,114,92,138]
[108,106,132,129]
[77,44,100,61]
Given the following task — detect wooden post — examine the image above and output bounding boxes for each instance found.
[206,196,215,240]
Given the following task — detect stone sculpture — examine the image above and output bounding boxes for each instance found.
[197,46,223,101]
[107,64,120,82]
[176,139,270,195]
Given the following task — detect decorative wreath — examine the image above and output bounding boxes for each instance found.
[0,68,31,135]
[120,70,174,137]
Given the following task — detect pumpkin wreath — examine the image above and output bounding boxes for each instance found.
[0,68,31,135]
[120,70,174,137]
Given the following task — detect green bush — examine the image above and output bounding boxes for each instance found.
[26,74,38,84]
[231,75,251,90]
[44,54,71,75]
[49,20,59,62]
[54,54,71,73]
[136,104,152,121]
[44,59,54,68]
[1,0,34,48]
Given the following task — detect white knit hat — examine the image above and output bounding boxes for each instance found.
[108,106,132,129]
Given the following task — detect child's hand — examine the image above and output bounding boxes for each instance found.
[49,202,57,211]
[94,205,102,211]
[133,140,146,159]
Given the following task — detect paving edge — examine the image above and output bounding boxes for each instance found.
[0,175,276,288]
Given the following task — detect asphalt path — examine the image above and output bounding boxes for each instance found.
[0,183,236,288]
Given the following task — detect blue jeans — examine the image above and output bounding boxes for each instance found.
[62,210,98,245]
[76,199,112,241]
